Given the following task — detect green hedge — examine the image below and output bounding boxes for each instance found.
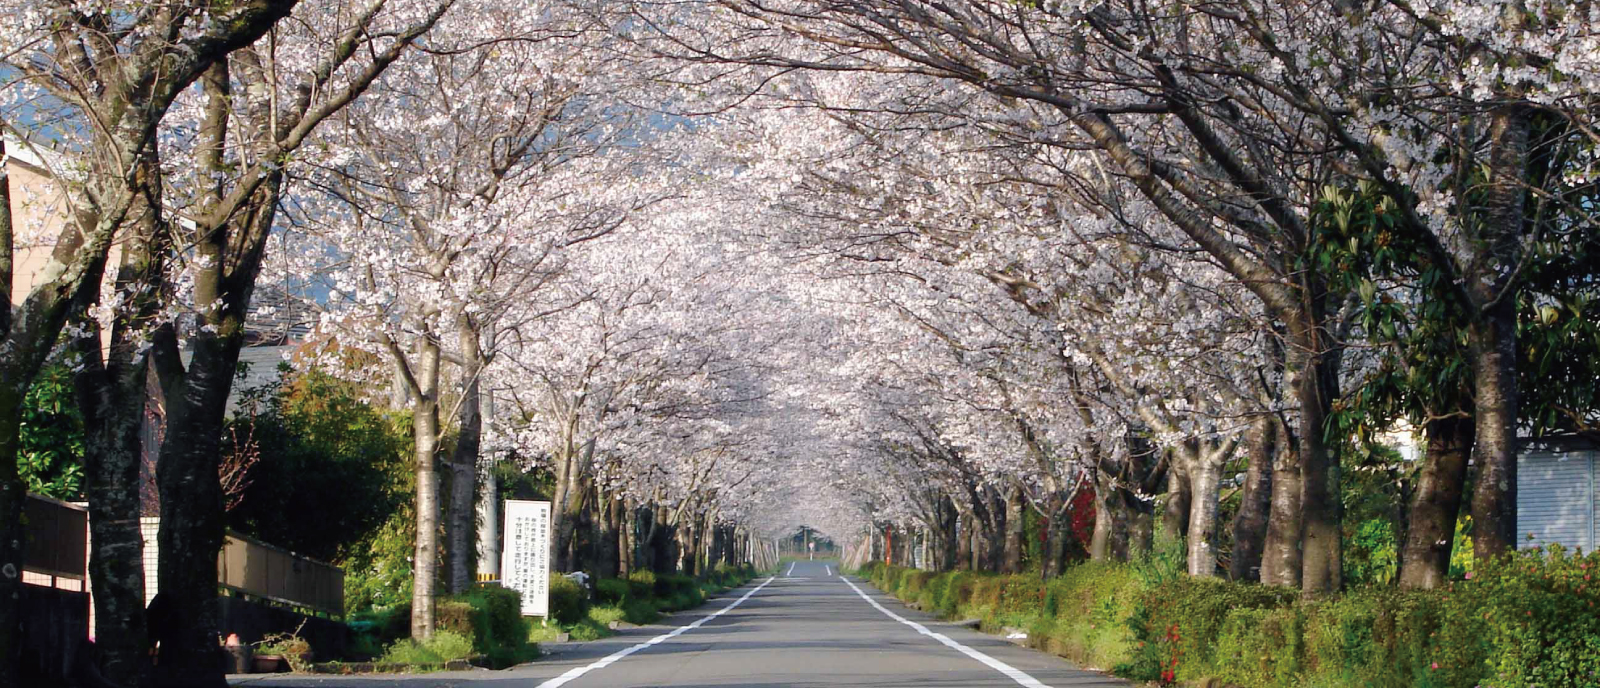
[857,545,1600,688]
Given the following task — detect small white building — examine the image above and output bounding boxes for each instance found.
[1517,436,1599,552]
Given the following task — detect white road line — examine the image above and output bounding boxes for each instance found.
[535,577,775,688]
[786,561,796,576]
[825,565,832,576]
[840,576,1051,688]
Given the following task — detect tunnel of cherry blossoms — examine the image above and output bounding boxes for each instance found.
[3,1,1598,686]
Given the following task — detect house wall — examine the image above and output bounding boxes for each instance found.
[1517,446,1598,552]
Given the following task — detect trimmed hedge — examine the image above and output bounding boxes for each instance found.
[857,544,1600,688]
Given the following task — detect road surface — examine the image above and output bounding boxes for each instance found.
[231,561,1125,688]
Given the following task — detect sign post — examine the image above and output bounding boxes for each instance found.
[501,500,552,617]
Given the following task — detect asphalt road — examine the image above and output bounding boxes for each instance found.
[231,561,1125,688]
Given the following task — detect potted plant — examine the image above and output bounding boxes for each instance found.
[253,628,312,673]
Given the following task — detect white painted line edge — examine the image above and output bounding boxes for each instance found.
[840,576,1051,688]
[534,577,775,688]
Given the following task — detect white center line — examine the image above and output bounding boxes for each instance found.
[825,564,832,576]
[786,561,796,576]
[840,576,1051,688]
[534,577,775,688]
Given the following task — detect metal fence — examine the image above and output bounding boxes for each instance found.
[141,518,344,617]
[217,530,344,617]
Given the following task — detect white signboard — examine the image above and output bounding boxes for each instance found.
[501,500,552,617]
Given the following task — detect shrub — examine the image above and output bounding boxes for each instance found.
[655,573,698,600]
[549,575,589,626]
[1129,574,1298,682]
[626,570,656,599]
[622,598,661,624]
[425,630,475,661]
[449,585,534,668]
[435,600,476,638]
[595,578,631,606]
[378,630,473,665]
[588,605,626,626]
[1463,545,1600,688]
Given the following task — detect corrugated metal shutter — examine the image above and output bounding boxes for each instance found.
[1516,450,1595,552]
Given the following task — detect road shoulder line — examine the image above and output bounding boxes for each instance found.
[839,575,1051,688]
[533,576,775,688]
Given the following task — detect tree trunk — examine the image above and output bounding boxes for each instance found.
[1162,459,1191,541]
[1467,104,1530,562]
[1002,486,1025,574]
[476,468,500,582]
[75,364,152,685]
[955,512,973,570]
[445,329,482,594]
[152,337,239,688]
[1090,468,1130,562]
[1229,416,1275,582]
[1260,416,1304,588]
[934,498,958,572]
[651,506,676,575]
[550,443,591,573]
[619,499,636,577]
[0,401,26,688]
[1042,493,1072,579]
[678,519,697,577]
[1469,299,1520,561]
[596,492,621,580]
[1294,337,1343,595]
[1400,417,1474,589]
[409,364,443,640]
[1186,452,1224,577]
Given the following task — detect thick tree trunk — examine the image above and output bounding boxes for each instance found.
[410,386,443,639]
[550,443,591,573]
[1090,469,1132,562]
[934,498,958,572]
[678,519,698,577]
[650,506,676,575]
[1162,460,1191,541]
[75,367,151,684]
[476,469,500,582]
[1186,453,1224,577]
[980,495,1006,572]
[1469,300,1520,561]
[1002,486,1025,574]
[955,512,973,570]
[1042,493,1071,579]
[445,334,482,594]
[1297,348,1342,595]
[1260,418,1304,588]
[619,500,636,577]
[0,402,25,688]
[597,492,621,580]
[1399,417,1474,589]
[152,337,239,688]
[1229,416,1275,582]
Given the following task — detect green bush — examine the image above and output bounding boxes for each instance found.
[595,578,631,606]
[448,585,534,668]
[626,570,656,599]
[1128,574,1298,682]
[655,573,698,600]
[622,598,661,624]
[588,605,627,626]
[379,630,475,664]
[549,575,589,626]
[1465,545,1600,688]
